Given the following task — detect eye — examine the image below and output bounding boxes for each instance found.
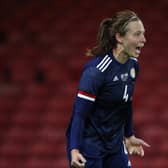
[134,31,145,37]
[134,32,141,36]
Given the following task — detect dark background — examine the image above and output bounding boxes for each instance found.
[0,0,167,167]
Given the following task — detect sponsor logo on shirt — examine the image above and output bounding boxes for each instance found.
[113,75,119,81]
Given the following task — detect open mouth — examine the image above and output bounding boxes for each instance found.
[135,46,142,54]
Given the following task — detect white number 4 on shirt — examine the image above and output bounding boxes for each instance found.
[123,85,129,102]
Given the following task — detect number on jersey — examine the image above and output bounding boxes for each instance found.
[123,85,129,102]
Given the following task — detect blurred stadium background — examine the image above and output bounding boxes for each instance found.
[0,0,167,167]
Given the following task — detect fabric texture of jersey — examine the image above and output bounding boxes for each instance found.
[66,51,139,158]
[83,143,132,168]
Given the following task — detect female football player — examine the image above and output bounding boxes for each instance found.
[66,10,150,168]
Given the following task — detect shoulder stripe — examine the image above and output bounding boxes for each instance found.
[101,59,112,72]
[77,91,96,102]
[96,55,109,68]
[99,57,111,70]
[96,55,112,72]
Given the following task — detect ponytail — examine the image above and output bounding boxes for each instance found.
[86,18,113,56]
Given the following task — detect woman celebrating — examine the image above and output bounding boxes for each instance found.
[66,10,150,168]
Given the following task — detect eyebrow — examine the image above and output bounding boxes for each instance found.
[135,29,145,33]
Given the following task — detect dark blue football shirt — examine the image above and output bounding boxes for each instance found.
[66,51,139,157]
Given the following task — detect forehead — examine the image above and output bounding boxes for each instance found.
[126,20,145,33]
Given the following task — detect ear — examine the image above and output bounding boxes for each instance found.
[115,33,123,44]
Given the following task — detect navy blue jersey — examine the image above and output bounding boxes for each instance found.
[66,52,138,157]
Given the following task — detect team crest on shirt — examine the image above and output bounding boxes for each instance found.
[130,68,136,78]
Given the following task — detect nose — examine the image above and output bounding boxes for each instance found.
[141,34,146,43]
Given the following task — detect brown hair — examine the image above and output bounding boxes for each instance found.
[86,10,140,56]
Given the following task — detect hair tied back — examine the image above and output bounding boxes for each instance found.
[101,18,113,27]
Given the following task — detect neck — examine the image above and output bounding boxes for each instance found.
[112,46,129,64]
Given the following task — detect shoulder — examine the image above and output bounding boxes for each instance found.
[84,54,113,73]
[129,57,139,78]
[129,57,139,69]
[129,57,138,65]
[78,55,112,91]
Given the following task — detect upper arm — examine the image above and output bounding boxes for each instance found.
[78,66,104,98]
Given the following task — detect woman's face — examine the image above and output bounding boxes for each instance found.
[121,20,146,58]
